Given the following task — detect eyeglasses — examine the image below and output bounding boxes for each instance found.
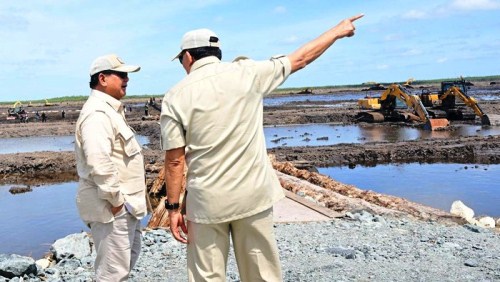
[101,70,128,79]
[178,51,185,64]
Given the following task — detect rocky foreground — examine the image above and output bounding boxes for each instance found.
[1,210,500,282]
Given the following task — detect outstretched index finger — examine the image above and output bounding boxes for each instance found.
[349,14,364,22]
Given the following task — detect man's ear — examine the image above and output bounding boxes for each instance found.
[185,51,195,67]
[98,73,107,87]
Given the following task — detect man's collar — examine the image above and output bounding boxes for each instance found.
[191,56,220,72]
[90,89,122,112]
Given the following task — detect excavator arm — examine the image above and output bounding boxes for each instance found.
[440,86,490,125]
[380,84,449,130]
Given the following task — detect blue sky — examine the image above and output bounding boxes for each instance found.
[1,0,499,101]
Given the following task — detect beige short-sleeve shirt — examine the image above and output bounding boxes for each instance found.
[160,55,291,224]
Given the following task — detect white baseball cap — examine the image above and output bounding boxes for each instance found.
[90,54,140,76]
[172,28,220,61]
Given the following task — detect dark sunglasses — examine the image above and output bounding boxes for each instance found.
[101,70,128,79]
[178,51,185,64]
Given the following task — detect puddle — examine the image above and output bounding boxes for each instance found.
[265,124,500,148]
[0,182,151,258]
[318,163,500,217]
[0,135,150,154]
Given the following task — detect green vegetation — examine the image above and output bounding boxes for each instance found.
[1,75,498,105]
[0,94,163,105]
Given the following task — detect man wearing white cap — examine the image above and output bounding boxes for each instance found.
[75,54,148,281]
[161,14,363,281]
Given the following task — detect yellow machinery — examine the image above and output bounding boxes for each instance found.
[357,84,449,130]
[44,99,56,106]
[403,77,414,88]
[420,79,491,125]
[357,97,380,110]
[7,101,28,122]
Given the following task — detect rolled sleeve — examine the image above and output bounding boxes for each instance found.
[255,55,292,96]
[160,93,186,151]
[80,112,125,207]
[160,101,186,151]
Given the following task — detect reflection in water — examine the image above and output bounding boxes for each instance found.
[264,124,500,148]
[318,163,500,217]
[0,182,151,258]
[0,135,150,154]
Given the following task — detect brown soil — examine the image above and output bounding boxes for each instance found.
[1,84,499,218]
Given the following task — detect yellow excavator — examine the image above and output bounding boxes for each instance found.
[7,101,28,122]
[357,84,449,130]
[420,79,491,125]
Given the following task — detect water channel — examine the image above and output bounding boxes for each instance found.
[0,135,150,154]
[2,162,499,258]
[318,163,500,217]
[0,121,499,258]
[264,124,500,148]
[0,182,150,259]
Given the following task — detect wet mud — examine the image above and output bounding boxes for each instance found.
[1,85,499,204]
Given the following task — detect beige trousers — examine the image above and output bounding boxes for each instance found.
[187,208,282,282]
[90,207,142,282]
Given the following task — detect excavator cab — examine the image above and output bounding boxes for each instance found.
[439,80,490,125]
[357,84,449,130]
[418,79,494,126]
[440,80,467,110]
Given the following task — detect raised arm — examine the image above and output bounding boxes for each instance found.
[287,14,364,73]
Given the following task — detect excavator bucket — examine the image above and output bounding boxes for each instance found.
[481,115,491,126]
[425,118,449,131]
[484,114,500,126]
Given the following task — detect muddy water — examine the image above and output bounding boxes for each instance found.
[0,135,150,154]
[2,125,496,153]
[264,88,499,106]
[265,124,500,148]
[318,163,500,217]
[0,182,150,258]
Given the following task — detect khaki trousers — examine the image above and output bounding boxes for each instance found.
[187,208,282,282]
[90,207,142,282]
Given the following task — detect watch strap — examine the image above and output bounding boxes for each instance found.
[165,201,180,210]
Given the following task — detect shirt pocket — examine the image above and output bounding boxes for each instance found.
[117,124,141,157]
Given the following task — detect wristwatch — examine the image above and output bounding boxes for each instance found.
[165,201,180,210]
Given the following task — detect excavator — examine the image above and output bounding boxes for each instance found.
[7,101,28,122]
[357,84,450,130]
[419,79,491,125]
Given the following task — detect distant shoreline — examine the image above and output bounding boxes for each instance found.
[1,75,499,104]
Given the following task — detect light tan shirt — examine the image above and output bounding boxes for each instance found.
[75,90,147,224]
[160,55,291,224]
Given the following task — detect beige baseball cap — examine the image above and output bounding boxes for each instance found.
[172,28,220,61]
[90,54,140,76]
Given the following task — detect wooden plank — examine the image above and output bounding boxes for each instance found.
[283,189,343,219]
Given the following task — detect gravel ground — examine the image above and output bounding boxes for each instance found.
[20,210,500,282]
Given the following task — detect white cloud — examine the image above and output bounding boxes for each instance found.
[401,10,428,19]
[377,64,389,70]
[274,6,287,14]
[450,0,500,10]
[437,57,448,63]
[402,49,423,56]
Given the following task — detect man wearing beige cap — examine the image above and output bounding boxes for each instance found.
[161,14,363,281]
[75,54,148,281]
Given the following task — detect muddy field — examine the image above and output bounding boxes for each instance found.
[1,83,499,218]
